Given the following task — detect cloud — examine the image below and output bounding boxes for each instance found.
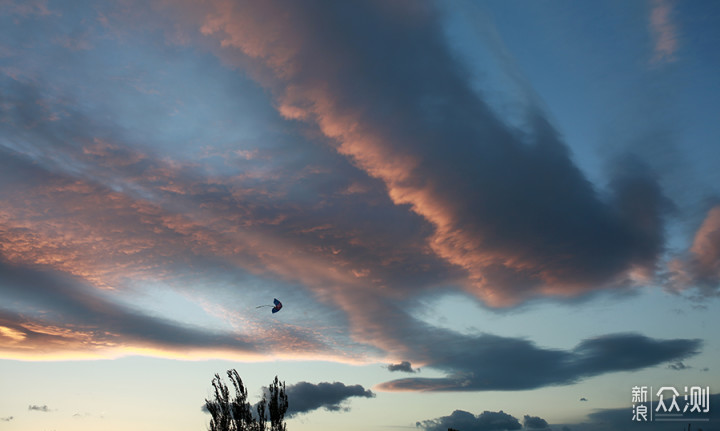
[28,404,51,412]
[420,395,719,431]
[0,260,274,360]
[523,415,550,430]
[0,0,55,17]
[0,0,703,384]
[0,81,411,362]
[387,361,417,373]
[649,0,679,64]
[0,74,452,361]
[556,393,719,431]
[667,361,691,370]
[417,409,521,431]
[378,332,700,391]
[667,205,720,296]
[283,381,375,417]
[185,0,670,308]
[55,0,674,385]
[204,378,373,418]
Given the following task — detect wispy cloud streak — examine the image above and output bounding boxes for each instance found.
[28,405,52,412]
[667,205,720,295]
[649,0,679,64]
[0,260,271,360]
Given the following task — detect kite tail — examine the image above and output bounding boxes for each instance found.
[255,305,274,309]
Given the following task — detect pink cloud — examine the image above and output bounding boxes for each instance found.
[0,144,421,361]
[668,205,720,294]
[690,206,720,270]
[0,0,56,17]
[0,0,678,365]
[649,0,679,64]
[179,0,664,307]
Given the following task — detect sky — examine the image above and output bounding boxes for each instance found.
[1,0,719,430]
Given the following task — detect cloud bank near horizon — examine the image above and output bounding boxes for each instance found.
[416,396,720,431]
[417,409,522,431]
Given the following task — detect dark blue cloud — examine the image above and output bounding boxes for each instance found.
[379,331,700,391]
[387,361,417,373]
[417,409,521,431]
[283,381,375,417]
[418,395,719,431]
[524,415,550,430]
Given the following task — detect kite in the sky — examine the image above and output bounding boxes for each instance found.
[256,298,283,314]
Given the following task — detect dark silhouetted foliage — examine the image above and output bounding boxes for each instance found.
[256,394,267,431]
[268,376,288,431]
[205,370,287,431]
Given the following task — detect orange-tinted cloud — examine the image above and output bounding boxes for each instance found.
[0,257,357,361]
[0,140,430,362]
[0,0,691,377]
[667,205,720,294]
[690,205,720,272]
[188,0,668,306]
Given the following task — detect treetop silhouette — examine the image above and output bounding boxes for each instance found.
[205,370,288,431]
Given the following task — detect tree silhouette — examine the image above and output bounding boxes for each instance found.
[267,376,288,431]
[206,373,232,431]
[256,394,267,431]
[227,370,254,431]
[205,370,287,431]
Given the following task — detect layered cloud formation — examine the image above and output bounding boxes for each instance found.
[0,0,716,396]
[191,0,669,306]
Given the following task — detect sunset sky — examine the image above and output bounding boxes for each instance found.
[1,1,719,430]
